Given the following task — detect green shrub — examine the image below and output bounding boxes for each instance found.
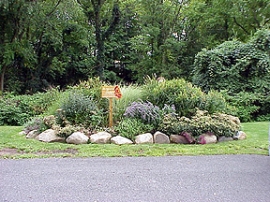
[23,117,49,134]
[222,91,261,122]
[0,89,61,126]
[143,78,229,117]
[159,109,240,138]
[0,95,32,125]
[68,77,107,108]
[115,118,154,141]
[59,91,105,128]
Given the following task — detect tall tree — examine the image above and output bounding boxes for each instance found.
[78,0,121,79]
[0,0,37,93]
[126,0,188,82]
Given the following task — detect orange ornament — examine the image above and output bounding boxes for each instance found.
[114,86,122,99]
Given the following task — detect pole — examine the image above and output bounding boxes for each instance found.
[109,98,113,127]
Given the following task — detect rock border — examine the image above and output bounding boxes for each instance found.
[21,129,247,145]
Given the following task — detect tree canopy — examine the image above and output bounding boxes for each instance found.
[0,0,269,94]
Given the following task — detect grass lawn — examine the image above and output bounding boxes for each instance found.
[0,122,269,159]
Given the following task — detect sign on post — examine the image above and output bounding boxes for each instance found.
[101,86,122,127]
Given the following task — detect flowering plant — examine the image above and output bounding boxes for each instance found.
[123,101,175,127]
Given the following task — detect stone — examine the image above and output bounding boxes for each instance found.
[233,131,247,140]
[26,130,39,139]
[135,133,153,144]
[111,136,133,145]
[198,132,217,144]
[90,131,112,144]
[37,129,65,143]
[153,131,170,144]
[218,136,234,142]
[170,134,190,144]
[19,131,27,136]
[181,131,195,144]
[66,132,89,144]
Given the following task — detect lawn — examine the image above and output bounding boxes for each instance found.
[0,122,269,159]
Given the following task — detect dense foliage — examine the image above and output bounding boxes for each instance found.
[0,0,269,93]
[143,78,231,117]
[193,29,270,121]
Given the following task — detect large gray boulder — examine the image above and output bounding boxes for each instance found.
[111,136,133,145]
[90,132,112,144]
[135,133,153,144]
[37,129,65,143]
[153,131,170,144]
[66,132,89,144]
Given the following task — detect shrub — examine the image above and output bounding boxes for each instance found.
[143,78,229,117]
[0,95,32,125]
[222,91,260,122]
[23,117,48,134]
[115,118,154,141]
[0,89,61,126]
[113,85,144,123]
[59,91,105,128]
[68,77,106,108]
[123,101,175,127]
[159,109,240,138]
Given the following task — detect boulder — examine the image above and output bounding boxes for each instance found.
[135,133,153,144]
[66,132,89,144]
[90,132,112,144]
[26,130,39,139]
[198,132,217,144]
[218,136,234,142]
[111,136,133,145]
[153,131,170,144]
[181,131,195,144]
[233,131,247,140]
[19,131,27,136]
[37,129,65,143]
[170,135,190,144]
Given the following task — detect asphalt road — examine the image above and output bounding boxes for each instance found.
[0,155,269,202]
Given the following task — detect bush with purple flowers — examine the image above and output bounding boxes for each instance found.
[123,101,175,127]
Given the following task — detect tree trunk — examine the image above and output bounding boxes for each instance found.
[0,65,7,93]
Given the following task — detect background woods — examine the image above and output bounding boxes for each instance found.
[0,0,269,94]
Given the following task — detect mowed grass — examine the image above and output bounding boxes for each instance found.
[0,122,269,159]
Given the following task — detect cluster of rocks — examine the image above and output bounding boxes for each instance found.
[19,129,247,145]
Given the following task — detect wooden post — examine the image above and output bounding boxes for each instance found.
[109,98,113,127]
[101,85,122,127]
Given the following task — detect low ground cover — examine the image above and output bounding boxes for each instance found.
[0,121,268,159]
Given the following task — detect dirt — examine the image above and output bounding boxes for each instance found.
[0,148,78,157]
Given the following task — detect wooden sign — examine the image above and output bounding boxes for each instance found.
[101,85,122,127]
[102,85,122,99]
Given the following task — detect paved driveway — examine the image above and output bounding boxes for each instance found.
[0,155,269,202]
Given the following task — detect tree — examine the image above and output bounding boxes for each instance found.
[0,0,37,93]
[77,0,121,79]
[192,29,270,94]
[126,0,188,82]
